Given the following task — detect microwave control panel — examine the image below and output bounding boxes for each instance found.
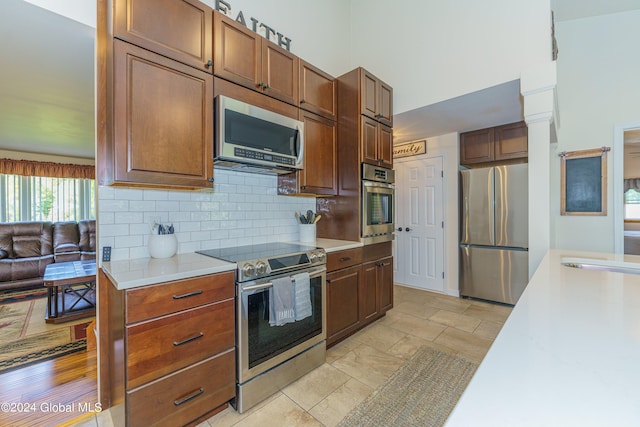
[234,148,295,166]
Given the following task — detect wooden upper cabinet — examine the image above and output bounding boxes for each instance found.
[213,12,298,105]
[113,0,213,73]
[278,110,337,196]
[460,127,494,165]
[359,68,393,127]
[495,121,528,160]
[299,60,336,120]
[378,124,393,169]
[460,122,528,166]
[361,116,393,169]
[112,40,214,188]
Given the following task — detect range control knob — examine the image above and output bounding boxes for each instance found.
[255,261,267,275]
[309,252,317,262]
[317,251,326,263]
[242,263,255,278]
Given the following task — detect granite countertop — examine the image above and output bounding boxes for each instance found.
[102,252,236,290]
[445,249,640,425]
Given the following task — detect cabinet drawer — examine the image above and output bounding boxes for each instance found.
[125,271,234,323]
[362,241,392,262]
[126,299,234,389]
[327,248,362,272]
[127,349,235,427]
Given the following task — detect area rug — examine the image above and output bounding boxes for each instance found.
[0,296,92,373]
[0,287,48,304]
[338,346,478,427]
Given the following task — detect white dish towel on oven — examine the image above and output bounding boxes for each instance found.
[292,272,312,321]
[269,276,295,326]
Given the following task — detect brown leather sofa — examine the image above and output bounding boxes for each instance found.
[0,220,96,291]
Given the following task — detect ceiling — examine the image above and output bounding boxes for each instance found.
[1,1,639,160]
[0,0,94,159]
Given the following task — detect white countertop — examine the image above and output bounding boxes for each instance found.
[102,252,236,290]
[446,249,640,426]
[103,239,362,290]
[311,238,363,253]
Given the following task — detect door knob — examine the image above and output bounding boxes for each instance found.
[397,227,402,232]
[405,227,411,232]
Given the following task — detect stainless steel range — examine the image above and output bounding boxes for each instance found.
[197,242,327,413]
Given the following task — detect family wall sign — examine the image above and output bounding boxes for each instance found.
[215,0,293,51]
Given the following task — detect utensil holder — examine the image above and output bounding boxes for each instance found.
[148,233,178,259]
[299,224,316,243]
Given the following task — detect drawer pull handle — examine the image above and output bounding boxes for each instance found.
[172,290,203,300]
[173,332,204,347]
[174,387,204,406]
[339,257,351,262]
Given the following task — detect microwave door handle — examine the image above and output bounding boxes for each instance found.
[295,126,304,166]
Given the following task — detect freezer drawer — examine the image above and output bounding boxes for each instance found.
[459,245,529,305]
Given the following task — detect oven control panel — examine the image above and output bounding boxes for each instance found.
[238,249,325,282]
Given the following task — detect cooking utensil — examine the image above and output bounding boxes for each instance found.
[313,215,321,224]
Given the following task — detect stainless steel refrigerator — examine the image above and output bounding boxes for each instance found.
[459,164,529,305]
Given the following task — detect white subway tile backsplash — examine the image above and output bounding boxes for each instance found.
[98,169,315,261]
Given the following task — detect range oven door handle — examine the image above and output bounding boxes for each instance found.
[241,267,326,292]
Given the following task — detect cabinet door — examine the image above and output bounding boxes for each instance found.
[114,0,213,73]
[262,42,298,104]
[360,69,378,120]
[361,260,379,323]
[327,265,361,346]
[378,256,394,313]
[299,60,336,120]
[299,111,337,195]
[460,127,495,165]
[495,122,528,160]
[378,124,394,169]
[378,81,393,126]
[361,116,379,166]
[213,12,260,90]
[113,40,213,188]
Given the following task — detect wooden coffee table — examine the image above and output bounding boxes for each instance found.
[43,260,96,324]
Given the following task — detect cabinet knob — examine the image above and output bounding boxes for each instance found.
[264,83,270,89]
[205,59,213,68]
[326,278,332,283]
[301,185,306,190]
[300,99,306,104]
[258,82,264,88]
[208,177,215,183]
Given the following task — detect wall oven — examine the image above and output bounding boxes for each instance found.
[196,242,326,413]
[362,163,395,244]
[215,95,304,174]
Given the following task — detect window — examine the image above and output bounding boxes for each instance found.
[625,188,640,220]
[0,174,95,222]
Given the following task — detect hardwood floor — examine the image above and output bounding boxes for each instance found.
[0,349,98,427]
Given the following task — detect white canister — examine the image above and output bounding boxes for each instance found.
[148,233,178,259]
[299,224,316,243]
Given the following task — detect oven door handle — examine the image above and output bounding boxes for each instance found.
[242,267,326,292]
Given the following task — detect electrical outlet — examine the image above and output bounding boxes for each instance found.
[102,246,112,262]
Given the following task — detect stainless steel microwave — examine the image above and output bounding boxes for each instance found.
[215,95,304,174]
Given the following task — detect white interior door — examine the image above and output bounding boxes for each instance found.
[393,156,445,292]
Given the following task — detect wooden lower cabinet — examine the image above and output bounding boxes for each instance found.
[327,265,361,345]
[104,271,236,426]
[326,244,393,348]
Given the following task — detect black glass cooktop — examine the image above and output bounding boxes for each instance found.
[196,242,317,263]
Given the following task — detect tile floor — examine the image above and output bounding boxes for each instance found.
[72,285,512,427]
